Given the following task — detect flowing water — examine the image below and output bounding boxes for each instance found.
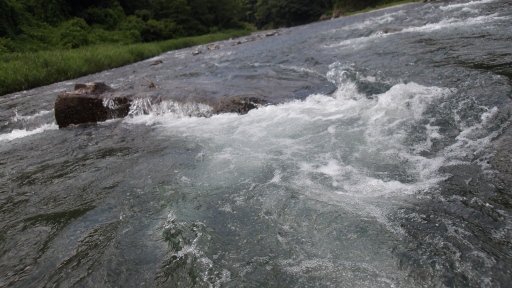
[1,0,512,287]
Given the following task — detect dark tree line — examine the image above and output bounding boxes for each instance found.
[0,0,400,52]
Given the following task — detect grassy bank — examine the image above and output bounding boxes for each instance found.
[0,30,249,96]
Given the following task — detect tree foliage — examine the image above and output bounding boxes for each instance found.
[254,0,326,28]
[0,0,412,53]
[0,0,20,38]
[59,18,90,48]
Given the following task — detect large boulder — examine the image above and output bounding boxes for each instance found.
[55,83,131,128]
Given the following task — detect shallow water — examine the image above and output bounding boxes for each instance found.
[1,0,512,287]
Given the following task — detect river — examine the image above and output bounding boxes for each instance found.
[1,0,511,287]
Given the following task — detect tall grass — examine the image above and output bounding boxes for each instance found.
[0,30,249,96]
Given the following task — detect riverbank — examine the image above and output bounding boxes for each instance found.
[0,0,428,97]
[0,30,249,96]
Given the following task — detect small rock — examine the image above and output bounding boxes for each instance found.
[381,28,402,34]
[207,44,222,50]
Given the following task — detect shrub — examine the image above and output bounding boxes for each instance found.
[81,4,126,30]
[141,19,183,42]
[209,26,219,34]
[88,28,142,45]
[82,8,118,30]
[135,9,153,22]
[0,37,14,53]
[118,15,145,32]
[141,19,165,42]
[58,18,90,49]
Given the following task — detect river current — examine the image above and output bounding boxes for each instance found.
[1,0,512,287]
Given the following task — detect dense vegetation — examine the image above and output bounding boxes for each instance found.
[0,0,419,52]
[0,0,418,95]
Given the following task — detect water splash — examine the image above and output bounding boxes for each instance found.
[121,64,502,286]
[128,98,213,118]
[0,123,58,142]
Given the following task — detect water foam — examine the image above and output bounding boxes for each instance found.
[127,66,495,206]
[325,13,503,49]
[439,0,498,11]
[330,10,405,32]
[401,14,507,33]
[11,109,53,122]
[144,92,412,203]
[0,124,58,142]
[127,98,214,119]
[1,1,508,285]
[124,64,500,286]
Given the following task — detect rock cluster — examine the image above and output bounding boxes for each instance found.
[191,31,281,55]
[231,31,279,46]
[55,83,268,128]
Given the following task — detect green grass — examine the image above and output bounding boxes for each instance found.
[345,0,422,16]
[0,30,249,96]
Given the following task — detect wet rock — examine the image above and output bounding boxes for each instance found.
[382,28,403,34]
[74,82,112,94]
[230,31,278,46]
[55,82,131,128]
[212,96,268,115]
[143,77,157,89]
[55,83,271,128]
[207,44,222,50]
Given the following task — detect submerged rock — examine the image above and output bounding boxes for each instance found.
[54,82,131,128]
[213,96,268,115]
[150,60,163,66]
